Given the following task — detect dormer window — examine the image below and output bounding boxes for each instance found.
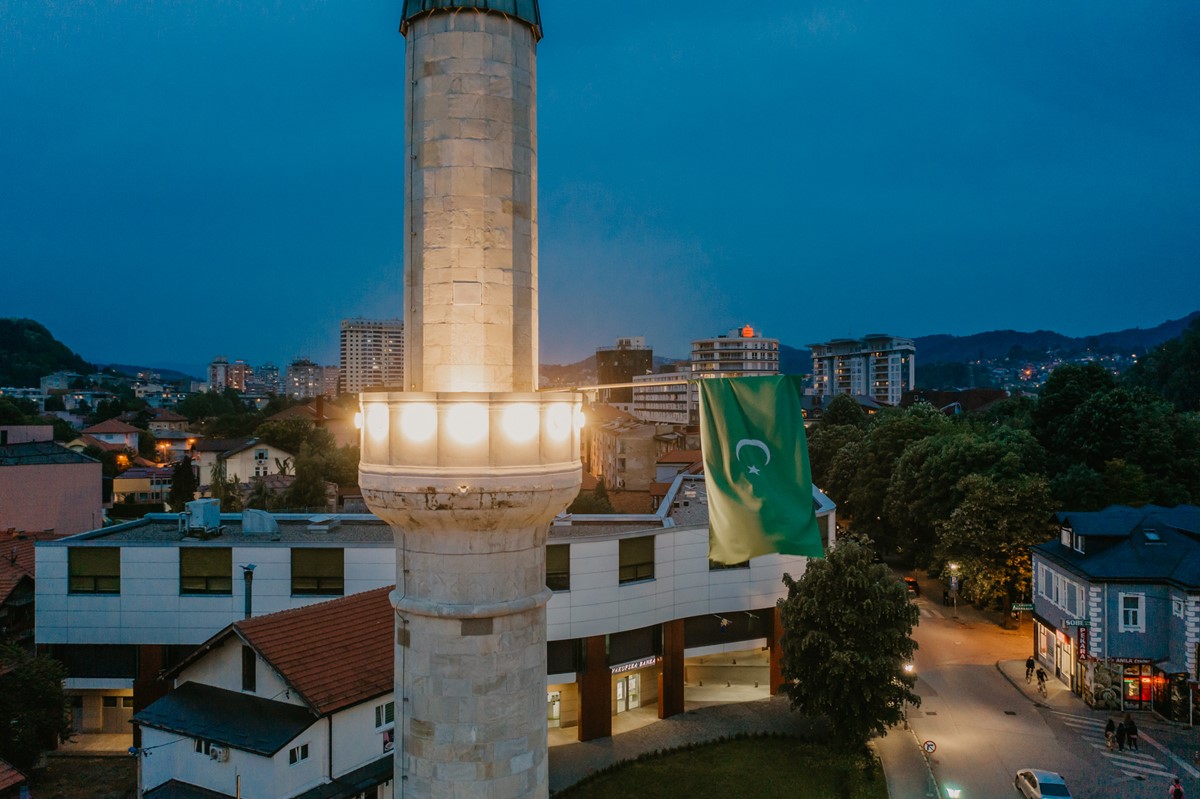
[1060,526,1072,548]
[1144,529,1162,543]
[1073,533,1085,554]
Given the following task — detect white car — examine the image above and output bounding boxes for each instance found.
[1014,768,1072,798]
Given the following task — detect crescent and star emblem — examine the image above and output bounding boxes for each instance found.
[735,439,771,475]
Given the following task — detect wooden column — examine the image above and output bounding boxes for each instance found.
[133,644,168,746]
[767,607,784,695]
[578,635,611,742]
[659,619,685,718]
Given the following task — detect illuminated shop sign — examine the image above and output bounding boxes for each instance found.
[610,656,660,675]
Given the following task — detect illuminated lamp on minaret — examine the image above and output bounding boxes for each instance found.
[358,2,580,797]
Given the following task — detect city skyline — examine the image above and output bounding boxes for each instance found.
[2,2,1197,373]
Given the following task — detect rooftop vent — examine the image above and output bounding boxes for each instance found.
[307,515,341,533]
[182,499,223,539]
[242,509,280,534]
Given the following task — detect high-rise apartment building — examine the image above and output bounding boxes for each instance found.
[632,325,779,425]
[595,336,652,408]
[207,357,251,392]
[285,358,324,400]
[339,318,404,394]
[809,334,916,406]
[690,324,780,377]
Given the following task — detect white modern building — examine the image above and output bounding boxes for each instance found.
[35,478,835,752]
[340,319,404,394]
[809,334,916,407]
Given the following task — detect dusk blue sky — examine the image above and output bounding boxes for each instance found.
[2,2,1198,377]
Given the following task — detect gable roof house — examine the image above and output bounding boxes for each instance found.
[1031,504,1200,723]
[134,587,395,799]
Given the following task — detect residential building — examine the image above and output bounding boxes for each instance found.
[146,409,190,434]
[208,358,230,392]
[582,405,681,492]
[0,438,103,536]
[595,336,652,409]
[80,419,141,452]
[113,467,174,505]
[1031,504,1200,723]
[339,318,404,394]
[632,365,696,426]
[37,479,836,749]
[247,363,283,396]
[0,534,38,648]
[631,326,778,426]
[285,359,326,400]
[39,372,83,393]
[135,587,394,799]
[810,334,916,407]
[690,325,780,378]
[322,365,341,399]
[192,438,296,485]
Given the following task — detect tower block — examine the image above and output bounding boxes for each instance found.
[359,3,580,797]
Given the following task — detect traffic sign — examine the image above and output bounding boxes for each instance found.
[922,740,937,754]
[1011,603,1034,611]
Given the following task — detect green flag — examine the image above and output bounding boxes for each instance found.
[699,375,824,563]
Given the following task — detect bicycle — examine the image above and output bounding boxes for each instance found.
[1037,679,1048,698]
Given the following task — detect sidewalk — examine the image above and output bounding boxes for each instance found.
[995,658,1200,787]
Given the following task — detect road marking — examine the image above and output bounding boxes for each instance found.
[1140,731,1200,779]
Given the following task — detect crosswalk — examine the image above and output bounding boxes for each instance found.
[1049,710,1175,780]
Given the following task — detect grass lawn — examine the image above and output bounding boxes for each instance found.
[554,736,888,799]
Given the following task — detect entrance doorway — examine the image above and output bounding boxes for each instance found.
[547,691,561,728]
[615,675,640,713]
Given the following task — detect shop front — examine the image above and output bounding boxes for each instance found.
[610,656,659,715]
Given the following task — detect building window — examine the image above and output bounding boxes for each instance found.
[289,743,309,765]
[1120,593,1145,633]
[180,547,233,595]
[618,536,655,584]
[194,738,213,755]
[291,549,344,595]
[242,646,256,693]
[68,548,121,594]
[375,701,395,729]
[546,544,570,592]
[1173,598,1185,619]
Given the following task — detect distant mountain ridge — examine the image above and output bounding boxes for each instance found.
[913,312,1200,364]
[0,318,93,387]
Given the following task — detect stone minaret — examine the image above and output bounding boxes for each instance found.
[360,2,580,797]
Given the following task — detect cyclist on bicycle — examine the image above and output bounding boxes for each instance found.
[1025,656,1035,683]
[1036,667,1048,695]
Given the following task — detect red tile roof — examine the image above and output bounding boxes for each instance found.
[75,434,127,453]
[83,418,141,435]
[235,587,393,715]
[0,759,26,792]
[0,539,34,603]
[267,402,348,423]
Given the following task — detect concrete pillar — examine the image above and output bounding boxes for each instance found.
[768,607,784,695]
[578,635,612,742]
[659,620,685,719]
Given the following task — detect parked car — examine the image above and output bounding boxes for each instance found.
[903,576,920,597]
[1014,768,1072,798]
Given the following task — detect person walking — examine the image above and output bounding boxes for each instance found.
[1168,777,1185,799]
[1105,718,1116,751]
[1025,656,1036,683]
[1116,720,1127,752]
[1125,713,1139,751]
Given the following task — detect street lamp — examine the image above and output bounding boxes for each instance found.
[948,563,959,618]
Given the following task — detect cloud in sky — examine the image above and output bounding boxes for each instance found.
[1,1,1197,373]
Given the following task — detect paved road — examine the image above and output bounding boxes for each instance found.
[899,579,1200,799]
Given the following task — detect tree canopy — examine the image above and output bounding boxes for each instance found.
[778,538,919,751]
[0,645,70,772]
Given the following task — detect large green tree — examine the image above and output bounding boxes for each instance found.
[284,444,331,511]
[167,457,198,511]
[806,423,865,489]
[778,538,920,751]
[0,645,71,772]
[1125,316,1200,412]
[934,474,1055,611]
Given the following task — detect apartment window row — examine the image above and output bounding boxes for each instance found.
[544,537,660,592]
[1036,563,1084,616]
[68,547,346,597]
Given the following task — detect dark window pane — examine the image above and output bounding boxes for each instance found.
[546,544,570,591]
[242,646,256,693]
[618,536,655,584]
[68,548,121,594]
[180,548,233,595]
[291,549,344,595]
